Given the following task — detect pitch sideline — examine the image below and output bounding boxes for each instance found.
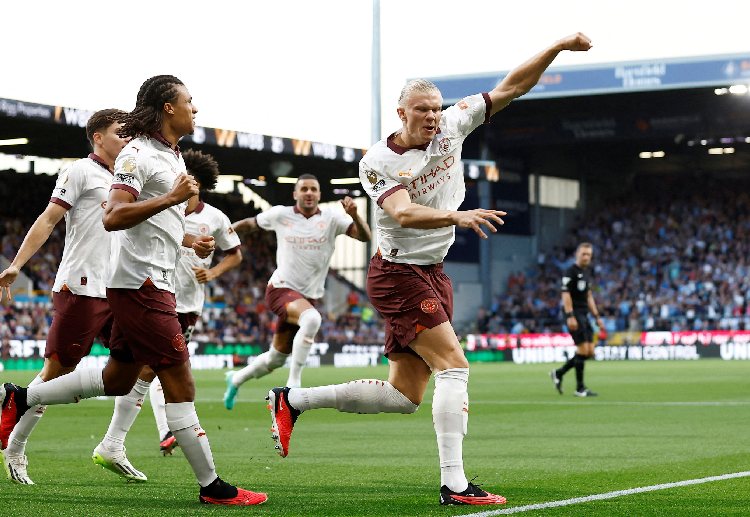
[455,470,750,516]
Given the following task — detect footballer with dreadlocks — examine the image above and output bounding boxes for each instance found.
[0,75,267,506]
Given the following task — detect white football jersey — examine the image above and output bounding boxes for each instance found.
[50,154,113,298]
[360,93,491,265]
[107,134,187,293]
[257,205,352,299]
[175,201,241,314]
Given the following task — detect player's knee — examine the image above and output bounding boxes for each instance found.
[104,382,132,397]
[102,370,137,396]
[267,347,289,369]
[298,308,322,335]
[387,383,420,413]
[399,401,419,414]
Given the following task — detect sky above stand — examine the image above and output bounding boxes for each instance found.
[2,0,748,148]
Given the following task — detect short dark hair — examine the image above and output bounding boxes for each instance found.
[86,108,127,147]
[295,173,319,186]
[183,149,219,192]
[118,75,185,139]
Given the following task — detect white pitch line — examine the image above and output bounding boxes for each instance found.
[470,400,750,407]
[455,471,750,516]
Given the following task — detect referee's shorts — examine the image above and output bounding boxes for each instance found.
[567,310,594,345]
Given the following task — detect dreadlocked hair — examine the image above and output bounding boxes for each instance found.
[118,75,184,139]
[183,149,220,191]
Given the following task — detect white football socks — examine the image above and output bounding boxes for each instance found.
[149,378,170,440]
[286,309,321,388]
[288,379,418,414]
[232,347,289,385]
[5,375,46,456]
[100,379,151,452]
[433,368,469,493]
[25,368,105,406]
[166,401,216,487]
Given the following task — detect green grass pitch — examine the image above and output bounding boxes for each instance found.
[0,360,748,516]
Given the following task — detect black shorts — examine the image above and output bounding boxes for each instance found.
[568,311,594,345]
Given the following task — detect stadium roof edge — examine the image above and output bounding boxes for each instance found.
[419,52,750,104]
[0,96,365,164]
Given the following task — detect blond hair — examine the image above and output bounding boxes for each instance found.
[398,79,440,108]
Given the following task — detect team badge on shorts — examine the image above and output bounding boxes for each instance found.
[172,333,187,352]
[420,298,439,314]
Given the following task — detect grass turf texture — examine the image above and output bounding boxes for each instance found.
[0,360,748,516]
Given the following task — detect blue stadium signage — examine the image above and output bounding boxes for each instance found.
[426,53,750,104]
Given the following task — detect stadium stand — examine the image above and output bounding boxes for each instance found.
[478,175,750,335]
[0,169,381,349]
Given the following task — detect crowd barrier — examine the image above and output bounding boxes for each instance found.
[465,330,750,363]
[0,340,387,371]
[3,331,749,370]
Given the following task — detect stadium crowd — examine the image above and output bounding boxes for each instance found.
[479,178,750,335]
[8,169,750,345]
[0,169,383,347]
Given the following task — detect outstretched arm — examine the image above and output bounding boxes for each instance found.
[489,32,592,116]
[341,197,372,242]
[232,217,260,234]
[0,203,67,300]
[381,189,506,240]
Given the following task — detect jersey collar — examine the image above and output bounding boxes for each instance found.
[88,153,112,174]
[293,205,321,219]
[386,131,435,155]
[150,132,181,156]
[186,200,205,216]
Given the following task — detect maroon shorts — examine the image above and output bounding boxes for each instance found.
[265,285,317,332]
[366,254,452,356]
[106,285,189,371]
[45,290,113,367]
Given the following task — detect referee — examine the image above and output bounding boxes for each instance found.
[550,242,603,397]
